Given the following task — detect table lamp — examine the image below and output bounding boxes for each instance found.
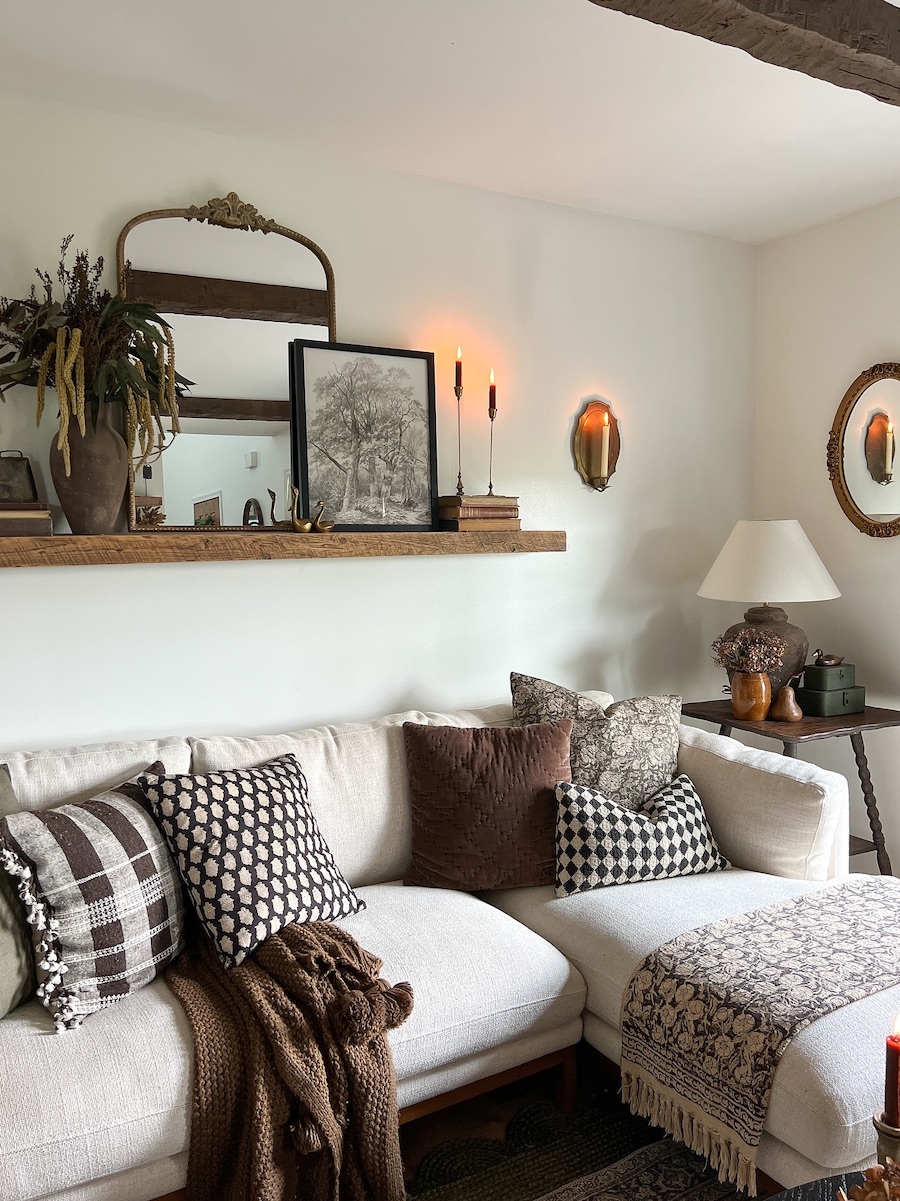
[697,519,841,695]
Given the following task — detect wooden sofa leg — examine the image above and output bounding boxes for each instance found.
[556,1044,577,1114]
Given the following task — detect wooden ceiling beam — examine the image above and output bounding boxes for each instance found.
[587,1,900,107]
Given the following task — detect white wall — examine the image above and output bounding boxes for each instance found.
[758,198,900,870]
[0,89,756,750]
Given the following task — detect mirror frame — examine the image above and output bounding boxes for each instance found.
[116,191,336,531]
[827,362,900,538]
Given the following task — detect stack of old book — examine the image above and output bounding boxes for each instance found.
[438,494,520,531]
[0,501,53,536]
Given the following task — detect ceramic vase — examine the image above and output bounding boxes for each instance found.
[49,405,128,535]
[730,671,772,721]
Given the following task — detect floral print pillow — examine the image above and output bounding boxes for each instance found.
[510,672,681,811]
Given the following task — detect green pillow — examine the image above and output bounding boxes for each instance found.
[0,764,36,1017]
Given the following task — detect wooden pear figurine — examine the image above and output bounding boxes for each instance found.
[310,500,335,533]
[770,679,804,722]
[266,486,313,532]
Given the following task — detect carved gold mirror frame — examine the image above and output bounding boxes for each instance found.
[116,191,336,532]
[827,362,900,538]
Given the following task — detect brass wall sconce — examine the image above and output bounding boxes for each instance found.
[572,399,620,491]
[865,412,895,485]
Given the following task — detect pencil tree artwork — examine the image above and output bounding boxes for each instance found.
[306,354,430,524]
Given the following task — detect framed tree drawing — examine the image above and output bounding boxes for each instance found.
[289,340,438,531]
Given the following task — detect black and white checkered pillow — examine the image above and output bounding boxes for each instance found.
[555,773,728,895]
[0,763,184,1031]
[139,754,363,969]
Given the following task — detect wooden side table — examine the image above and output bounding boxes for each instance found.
[681,700,898,877]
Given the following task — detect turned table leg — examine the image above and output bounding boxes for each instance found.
[849,732,894,876]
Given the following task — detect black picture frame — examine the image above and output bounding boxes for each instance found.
[289,340,438,532]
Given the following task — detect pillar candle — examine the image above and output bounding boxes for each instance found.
[599,411,610,479]
[455,347,462,390]
[885,1014,900,1127]
[489,368,496,411]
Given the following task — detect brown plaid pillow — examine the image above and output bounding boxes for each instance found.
[0,763,184,1031]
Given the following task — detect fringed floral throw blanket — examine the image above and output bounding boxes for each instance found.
[165,919,414,1201]
[621,876,900,1196]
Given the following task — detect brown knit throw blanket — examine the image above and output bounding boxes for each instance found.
[165,920,414,1201]
[621,876,900,1196]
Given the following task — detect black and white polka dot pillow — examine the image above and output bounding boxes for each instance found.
[139,754,363,969]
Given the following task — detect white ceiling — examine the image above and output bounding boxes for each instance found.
[6,0,900,243]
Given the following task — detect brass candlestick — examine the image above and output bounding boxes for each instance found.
[487,404,497,495]
[875,1114,900,1166]
[455,383,465,498]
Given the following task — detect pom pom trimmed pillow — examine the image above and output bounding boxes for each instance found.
[0,763,183,1031]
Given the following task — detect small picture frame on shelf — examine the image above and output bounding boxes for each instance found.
[289,340,438,532]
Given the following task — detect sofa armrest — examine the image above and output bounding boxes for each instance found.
[677,724,850,880]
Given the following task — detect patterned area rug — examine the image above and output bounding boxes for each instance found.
[405,1090,749,1201]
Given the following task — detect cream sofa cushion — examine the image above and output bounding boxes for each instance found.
[1,738,192,813]
[678,725,849,878]
[340,882,586,1081]
[0,983,191,1201]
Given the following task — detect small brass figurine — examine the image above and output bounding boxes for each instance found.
[310,501,335,533]
[814,649,845,667]
[267,486,313,532]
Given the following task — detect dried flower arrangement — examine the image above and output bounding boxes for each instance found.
[711,626,786,675]
[838,1159,900,1201]
[0,237,189,475]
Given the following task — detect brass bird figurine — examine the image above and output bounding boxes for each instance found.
[267,486,313,532]
[310,501,335,533]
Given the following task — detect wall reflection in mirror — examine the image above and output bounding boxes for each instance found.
[828,364,900,537]
[117,193,335,530]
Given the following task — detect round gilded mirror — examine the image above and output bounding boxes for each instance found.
[828,363,900,537]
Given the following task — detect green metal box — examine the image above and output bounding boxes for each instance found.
[803,663,856,690]
[795,685,865,717]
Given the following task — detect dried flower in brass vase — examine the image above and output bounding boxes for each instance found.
[711,626,786,675]
[0,237,191,475]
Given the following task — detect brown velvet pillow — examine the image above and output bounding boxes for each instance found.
[402,720,573,891]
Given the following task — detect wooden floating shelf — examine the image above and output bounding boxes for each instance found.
[0,529,566,569]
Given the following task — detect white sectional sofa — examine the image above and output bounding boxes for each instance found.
[0,692,884,1201]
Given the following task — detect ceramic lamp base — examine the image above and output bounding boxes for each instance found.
[725,604,808,697]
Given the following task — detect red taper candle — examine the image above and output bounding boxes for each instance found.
[455,347,462,390]
[489,368,496,411]
[885,1015,900,1127]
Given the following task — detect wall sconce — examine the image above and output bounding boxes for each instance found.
[572,399,620,491]
[865,412,894,485]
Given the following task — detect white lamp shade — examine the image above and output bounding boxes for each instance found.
[697,520,841,604]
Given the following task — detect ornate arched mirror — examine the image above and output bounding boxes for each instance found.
[117,192,335,531]
[828,363,900,537]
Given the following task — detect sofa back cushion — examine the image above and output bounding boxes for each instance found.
[2,737,193,812]
[190,699,615,888]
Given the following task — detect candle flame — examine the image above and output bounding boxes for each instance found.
[889,421,894,435]
[456,347,462,361]
[489,369,495,384]
[603,410,609,426]
[893,1012,900,1037]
